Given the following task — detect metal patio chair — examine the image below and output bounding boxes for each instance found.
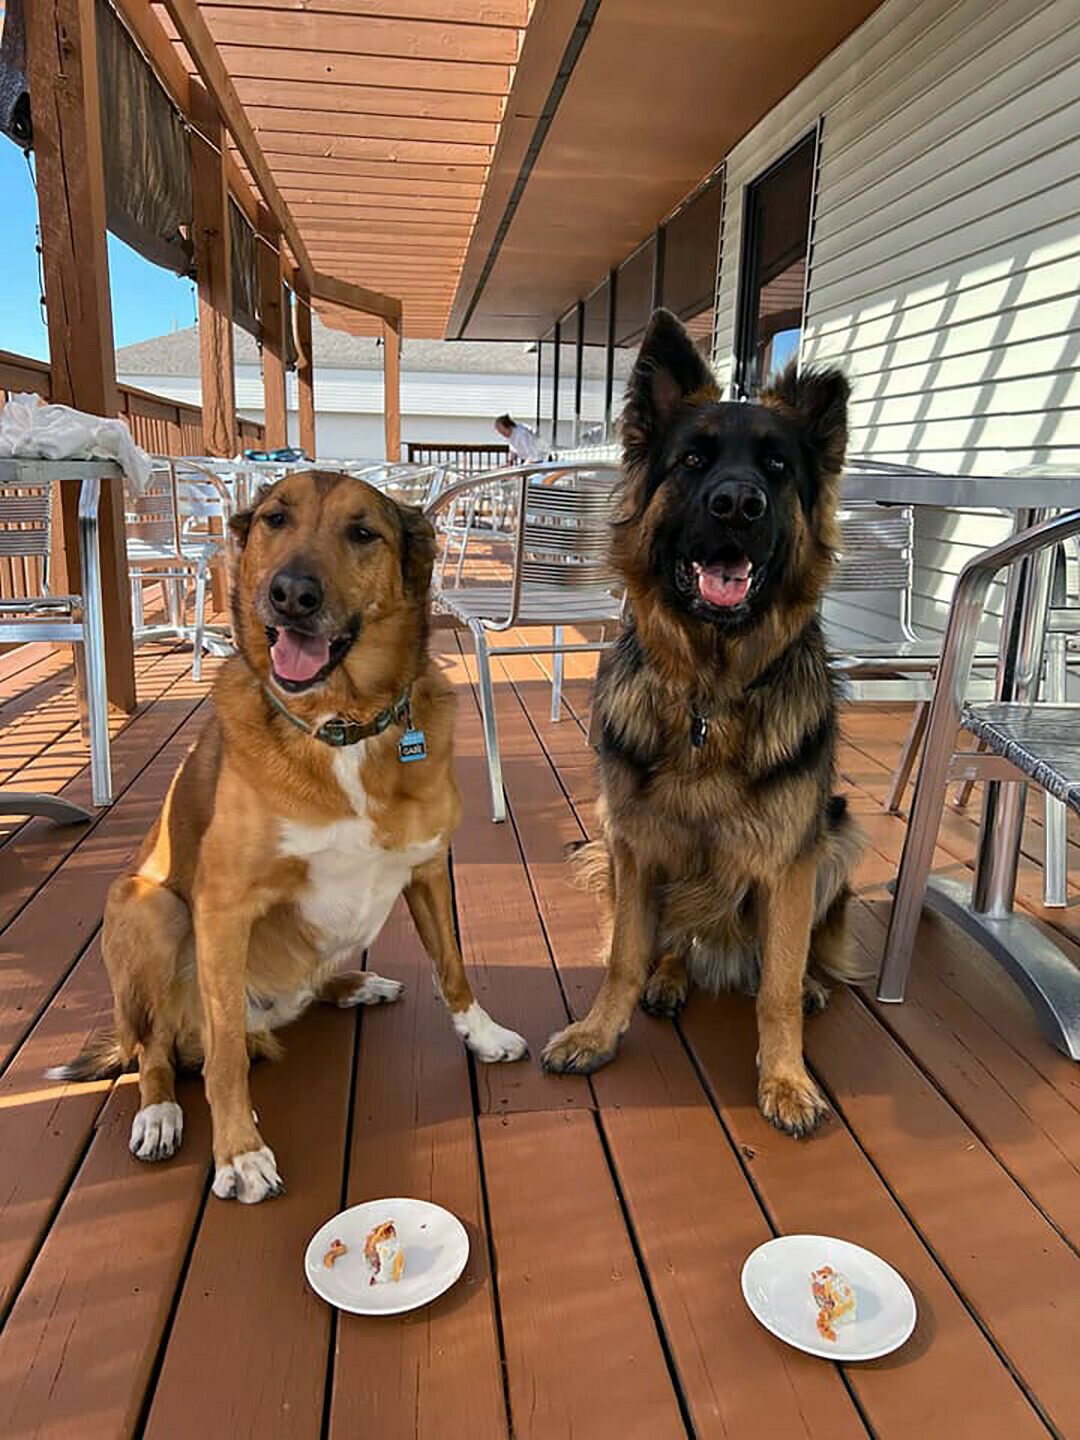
[426,460,622,821]
[827,461,1002,813]
[126,458,234,680]
[0,460,112,812]
[876,506,1080,1057]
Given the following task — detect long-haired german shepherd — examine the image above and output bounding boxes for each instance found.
[541,309,865,1137]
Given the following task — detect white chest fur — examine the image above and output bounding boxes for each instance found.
[278,745,441,959]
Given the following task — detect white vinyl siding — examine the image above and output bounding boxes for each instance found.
[712,0,1080,677]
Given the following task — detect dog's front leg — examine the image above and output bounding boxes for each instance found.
[757,854,828,1137]
[406,856,527,1061]
[541,839,654,1074]
[195,897,284,1203]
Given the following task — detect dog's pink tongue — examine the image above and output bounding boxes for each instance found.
[271,629,330,682]
[695,559,752,608]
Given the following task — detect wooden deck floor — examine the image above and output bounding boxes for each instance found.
[1,631,1080,1440]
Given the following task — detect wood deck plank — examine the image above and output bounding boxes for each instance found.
[680,994,1050,1438]
[0,655,213,922]
[0,1072,210,1440]
[144,1006,353,1440]
[442,643,590,1115]
[327,902,508,1440]
[0,698,212,1071]
[493,656,868,1439]
[807,988,1080,1435]
[0,935,114,1319]
[479,1108,687,1440]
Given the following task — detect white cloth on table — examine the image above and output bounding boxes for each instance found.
[0,392,153,492]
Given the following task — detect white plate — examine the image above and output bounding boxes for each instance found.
[304,1198,470,1316]
[741,1234,917,1361]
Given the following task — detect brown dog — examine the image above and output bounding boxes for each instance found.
[52,471,526,1202]
[541,311,865,1136]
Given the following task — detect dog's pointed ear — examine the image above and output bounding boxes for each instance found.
[622,309,716,455]
[761,363,850,474]
[399,504,437,597]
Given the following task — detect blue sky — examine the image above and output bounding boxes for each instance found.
[0,141,196,362]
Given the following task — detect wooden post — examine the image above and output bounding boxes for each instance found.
[383,317,401,463]
[189,81,236,459]
[257,207,288,449]
[295,291,316,458]
[25,0,136,713]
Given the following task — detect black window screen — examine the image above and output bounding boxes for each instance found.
[662,176,722,357]
[557,308,578,449]
[615,238,655,349]
[734,132,816,397]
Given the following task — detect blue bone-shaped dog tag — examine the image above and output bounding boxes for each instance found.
[398,728,428,763]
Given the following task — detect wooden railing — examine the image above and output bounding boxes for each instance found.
[406,441,511,472]
[0,350,264,607]
[0,349,265,457]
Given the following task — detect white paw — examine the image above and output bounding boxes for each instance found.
[339,973,404,1007]
[453,1002,528,1063]
[212,1146,284,1203]
[130,1101,184,1162]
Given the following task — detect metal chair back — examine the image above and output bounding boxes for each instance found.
[0,477,54,598]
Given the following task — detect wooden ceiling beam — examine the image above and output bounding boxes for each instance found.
[264,155,488,184]
[246,108,498,145]
[233,76,505,123]
[279,184,481,205]
[202,0,529,25]
[202,8,521,64]
[259,134,491,165]
[310,271,401,327]
[217,44,511,93]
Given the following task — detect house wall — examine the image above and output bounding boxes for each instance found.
[119,367,609,459]
[711,0,1080,672]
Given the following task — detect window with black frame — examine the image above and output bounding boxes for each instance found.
[662,172,723,361]
[557,308,578,449]
[733,131,816,398]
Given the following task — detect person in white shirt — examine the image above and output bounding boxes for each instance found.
[495,413,543,464]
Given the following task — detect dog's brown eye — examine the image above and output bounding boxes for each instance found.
[682,451,705,470]
[348,523,376,545]
[764,454,786,475]
[262,509,287,530]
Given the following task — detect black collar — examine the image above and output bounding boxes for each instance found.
[263,682,412,748]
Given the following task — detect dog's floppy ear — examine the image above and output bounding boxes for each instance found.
[399,504,437,597]
[622,309,716,456]
[228,482,277,550]
[761,363,850,475]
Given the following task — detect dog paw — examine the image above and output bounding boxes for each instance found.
[339,973,404,1007]
[212,1146,285,1203]
[758,1071,828,1138]
[453,1003,528,1062]
[641,969,688,1019]
[541,1021,619,1075]
[130,1101,184,1162]
[802,974,831,1016]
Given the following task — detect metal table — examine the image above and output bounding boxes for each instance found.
[0,458,130,825]
[842,462,1080,1057]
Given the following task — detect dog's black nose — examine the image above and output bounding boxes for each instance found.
[269,568,323,620]
[708,480,768,524]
